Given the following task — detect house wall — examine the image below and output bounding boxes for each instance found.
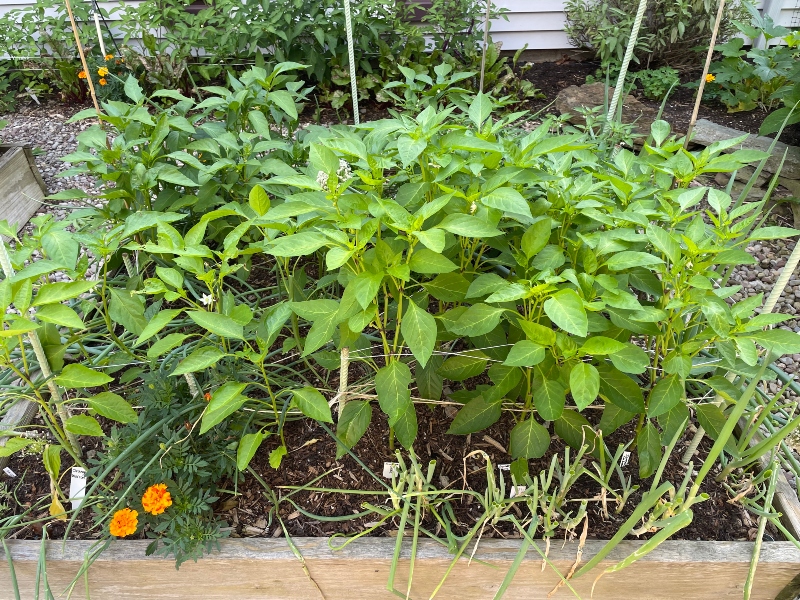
[0,0,797,52]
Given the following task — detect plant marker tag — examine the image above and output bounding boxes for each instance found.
[69,467,87,510]
[383,462,399,478]
[3,467,16,478]
[509,485,526,498]
[498,463,510,471]
[620,451,631,468]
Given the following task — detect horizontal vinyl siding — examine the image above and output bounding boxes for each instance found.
[1,0,798,53]
[491,1,570,50]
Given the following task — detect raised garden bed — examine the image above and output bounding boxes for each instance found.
[0,144,46,234]
[2,538,800,600]
[3,58,800,600]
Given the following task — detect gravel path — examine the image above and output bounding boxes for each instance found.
[3,102,800,374]
[1,102,98,224]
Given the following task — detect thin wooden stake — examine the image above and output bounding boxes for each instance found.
[684,0,726,148]
[337,347,349,415]
[64,0,102,120]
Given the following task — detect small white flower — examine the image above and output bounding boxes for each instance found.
[200,293,214,306]
[316,170,329,191]
[470,201,478,214]
[337,159,352,180]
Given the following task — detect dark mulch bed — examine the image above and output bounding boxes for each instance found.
[227,403,753,543]
[519,58,800,147]
[4,375,759,545]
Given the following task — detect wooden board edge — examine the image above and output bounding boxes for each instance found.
[5,538,800,565]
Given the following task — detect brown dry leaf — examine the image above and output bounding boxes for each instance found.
[482,435,507,454]
[218,498,239,512]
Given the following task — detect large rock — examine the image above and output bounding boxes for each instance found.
[691,119,800,180]
[555,82,658,138]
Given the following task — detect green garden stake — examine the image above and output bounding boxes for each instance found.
[603,0,647,136]
[343,0,359,125]
[479,0,491,93]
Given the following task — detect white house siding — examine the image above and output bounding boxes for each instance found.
[0,0,797,52]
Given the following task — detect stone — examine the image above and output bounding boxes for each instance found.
[691,119,800,179]
[554,83,659,138]
[780,177,800,197]
[714,165,769,188]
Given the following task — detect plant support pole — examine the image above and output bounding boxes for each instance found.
[603,0,647,135]
[93,12,106,57]
[343,0,359,126]
[479,0,491,93]
[64,0,102,125]
[337,346,349,415]
[683,0,726,148]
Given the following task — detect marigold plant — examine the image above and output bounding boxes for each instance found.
[142,483,173,515]
[77,71,87,79]
[97,66,109,77]
[705,73,715,83]
[99,78,107,86]
[105,53,114,61]
[109,508,138,537]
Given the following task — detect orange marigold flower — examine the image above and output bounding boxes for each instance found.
[109,508,138,537]
[705,73,716,83]
[204,392,211,402]
[105,53,114,61]
[142,483,172,516]
[99,78,107,86]
[98,66,109,76]
[78,71,87,79]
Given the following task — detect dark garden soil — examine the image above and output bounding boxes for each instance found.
[4,394,760,546]
[518,58,800,147]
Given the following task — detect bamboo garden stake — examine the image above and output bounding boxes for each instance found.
[64,0,102,120]
[684,0,726,148]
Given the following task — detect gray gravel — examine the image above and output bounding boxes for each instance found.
[1,102,99,224]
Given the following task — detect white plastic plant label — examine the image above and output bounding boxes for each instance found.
[3,467,16,478]
[69,467,87,510]
[620,451,631,468]
[509,485,526,498]
[383,462,399,478]
[498,463,510,471]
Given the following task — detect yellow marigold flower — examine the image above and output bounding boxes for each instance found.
[105,53,114,61]
[99,78,107,86]
[142,483,172,516]
[78,71,87,79]
[109,508,138,537]
[705,73,715,83]
[98,66,109,77]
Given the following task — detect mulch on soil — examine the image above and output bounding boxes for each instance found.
[226,404,754,543]
[519,58,800,147]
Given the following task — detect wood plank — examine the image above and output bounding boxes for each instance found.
[3,538,800,600]
[0,145,45,233]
